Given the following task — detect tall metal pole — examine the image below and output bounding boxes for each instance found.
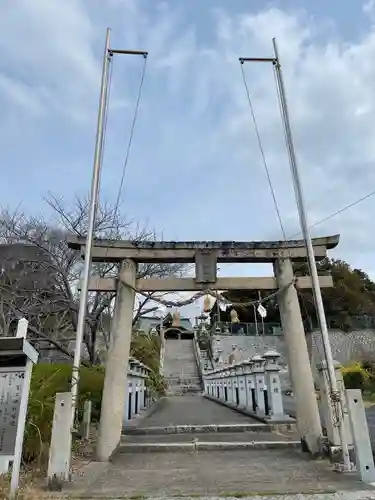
[70,28,112,424]
[272,37,351,471]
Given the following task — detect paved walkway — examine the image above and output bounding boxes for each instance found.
[138,395,258,427]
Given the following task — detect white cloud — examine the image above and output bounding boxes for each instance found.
[191,5,375,274]
[0,75,45,117]
[0,0,99,122]
[1,0,375,304]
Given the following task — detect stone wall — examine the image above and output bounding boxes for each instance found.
[309,329,375,365]
[211,330,375,391]
[212,330,375,368]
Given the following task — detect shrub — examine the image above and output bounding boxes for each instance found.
[131,333,161,373]
[131,333,165,395]
[24,337,163,463]
[341,362,370,390]
[24,364,104,463]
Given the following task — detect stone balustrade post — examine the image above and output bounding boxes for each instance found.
[252,354,266,417]
[203,371,209,394]
[129,364,136,416]
[127,378,133,420]
[223,369,229,402]
[236,364,247,408]
[210,373,215,398]
[227,367,235,403]
[206,372,210,396]
[140,368,145,410]
[263,350,287,420]
[246,359,257,413]
[135,371,141,415]
[213,376,218,399]
[140,366,147,410]
[208,372,213,397]
[242,360,252,411]
[219,371,225,400]
[216,371,220,398]
[232,364,240,405]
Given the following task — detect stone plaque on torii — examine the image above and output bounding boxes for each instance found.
[67,234,339,460]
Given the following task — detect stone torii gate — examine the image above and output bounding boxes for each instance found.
[68,234,339,460]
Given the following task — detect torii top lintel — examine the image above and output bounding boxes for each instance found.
[67,234,339,264]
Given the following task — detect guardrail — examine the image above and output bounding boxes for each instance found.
[203,351,293,423]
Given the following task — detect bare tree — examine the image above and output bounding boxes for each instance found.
[0,195,186,364]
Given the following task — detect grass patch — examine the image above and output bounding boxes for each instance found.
[0,472,60,500]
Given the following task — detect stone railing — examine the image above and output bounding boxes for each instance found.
[123,357,156,427]
[203,351,293,423]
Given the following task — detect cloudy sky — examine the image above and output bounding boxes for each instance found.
[1,0,375,318]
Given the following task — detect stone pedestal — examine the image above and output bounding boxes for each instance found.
[274,258,322,454]
[97,259,136,462]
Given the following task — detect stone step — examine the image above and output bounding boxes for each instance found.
[68,449,366,497]
[118,432,301,453]
[123,423,278,435]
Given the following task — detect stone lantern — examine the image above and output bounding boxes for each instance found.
[263,350,287,419]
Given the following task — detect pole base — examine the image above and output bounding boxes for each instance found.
[330,444,356,471]
[332,461,356,473]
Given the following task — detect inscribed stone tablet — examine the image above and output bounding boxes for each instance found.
[0,370,25,456]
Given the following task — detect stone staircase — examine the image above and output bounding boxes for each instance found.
[163,338,201,394]
[120,395,300,453]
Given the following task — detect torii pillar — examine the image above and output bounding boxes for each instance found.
[274,257,322,455]
[96,259,136,461]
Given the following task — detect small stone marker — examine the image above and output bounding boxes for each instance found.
[47,392,73,490]
[81,400,92,440]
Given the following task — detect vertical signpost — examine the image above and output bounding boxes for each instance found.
[0,320,38,499]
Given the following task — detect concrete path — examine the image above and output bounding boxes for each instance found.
[137,395,258,427]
